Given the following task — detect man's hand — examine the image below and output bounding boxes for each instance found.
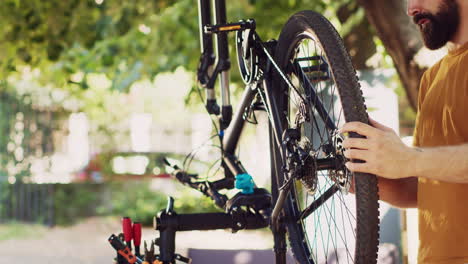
[339,118,418,179]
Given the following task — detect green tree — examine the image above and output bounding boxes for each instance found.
[0,0,424,111]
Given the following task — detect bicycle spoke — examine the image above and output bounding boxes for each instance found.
[339,194,352,264]
[298,184,339,221]
[323,194,346,262]
[315,177,355,262]
[321,193,355,262]
[293,59,336,131]
[337,191,357,238]
[293,37,356,262]
[305,177,354,263]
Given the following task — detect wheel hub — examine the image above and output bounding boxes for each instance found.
[283,128,352,195]
[282,128,318,195]
[328,132,352,194]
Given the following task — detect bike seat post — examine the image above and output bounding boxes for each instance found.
[155,211,177,264]
[159,228,176,263]
[155,197,178,263]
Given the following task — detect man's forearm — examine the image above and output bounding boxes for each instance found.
[412,143,468,183]
[378,177,418,208]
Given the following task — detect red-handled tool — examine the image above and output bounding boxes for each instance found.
[133,222,142,257]
[108,234,143,264]
[122,217,133,251]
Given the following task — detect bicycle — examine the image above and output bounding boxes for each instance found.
[148,1,380,263]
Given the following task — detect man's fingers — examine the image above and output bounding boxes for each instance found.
[339,122,377,138]
[368,117,392,132]
[342,138,368,150]
[343,149,369,161]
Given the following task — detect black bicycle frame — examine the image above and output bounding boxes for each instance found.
[154,2,342,263]
[197,0,286,183]
[197,0,350,230]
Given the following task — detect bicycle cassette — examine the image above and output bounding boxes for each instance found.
[297,138,318,195]
[236,27,258,84]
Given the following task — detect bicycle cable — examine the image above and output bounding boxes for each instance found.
[182,138,220,173]
[194,82,222,141]
[206,157,223,180]
[181,82,225,176]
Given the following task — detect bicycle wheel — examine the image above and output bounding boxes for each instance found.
[270,11,379,264]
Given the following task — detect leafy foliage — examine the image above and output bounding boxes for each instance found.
[0,0,374,152]
[0,0,200,93]
[0,0,364,94]
[1,182,222,226]
[99,181,221,226]
[0,0,418,226]
[53,183,102,226]
[0,87,68,184]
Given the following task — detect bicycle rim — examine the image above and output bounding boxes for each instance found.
[271,10,379,264]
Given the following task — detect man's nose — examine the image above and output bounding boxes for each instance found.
[407,0,424,16]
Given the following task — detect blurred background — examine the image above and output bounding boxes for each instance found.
[0,0,448,263]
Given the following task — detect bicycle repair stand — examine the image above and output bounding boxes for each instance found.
[152,189,288,264]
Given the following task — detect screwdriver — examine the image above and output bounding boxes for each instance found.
[133,222,142,258]
[122,217,133,251]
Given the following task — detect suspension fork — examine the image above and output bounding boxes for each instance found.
[197,0,218,115]
[197,0,232,130]
[213,0,232,130]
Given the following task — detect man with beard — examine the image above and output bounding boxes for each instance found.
[339,0,468,263]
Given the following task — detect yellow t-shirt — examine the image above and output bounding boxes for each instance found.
[413,42,468,264]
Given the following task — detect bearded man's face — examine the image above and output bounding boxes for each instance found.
[412,0,460,50]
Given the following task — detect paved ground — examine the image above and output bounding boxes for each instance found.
[0,217,273,264]
[0,217,400,263]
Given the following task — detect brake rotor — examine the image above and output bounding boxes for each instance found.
[328,132,352,194]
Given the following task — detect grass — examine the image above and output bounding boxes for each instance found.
[0,222,47,241]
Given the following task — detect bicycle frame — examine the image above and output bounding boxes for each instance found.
[153,2,344,263]
[197,0,286,187]
[197,0,317,228]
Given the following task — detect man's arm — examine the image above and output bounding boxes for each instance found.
[412,144,468,183]
[340,118,468,183]
[377,177,417,208]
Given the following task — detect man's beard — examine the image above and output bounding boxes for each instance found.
[413,0,460,50]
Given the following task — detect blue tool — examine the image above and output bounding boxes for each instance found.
[235,173,255,194]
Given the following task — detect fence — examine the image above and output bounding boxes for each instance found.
[0,182,108,226]
[0,183,55,226]
[0,87,66,226]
